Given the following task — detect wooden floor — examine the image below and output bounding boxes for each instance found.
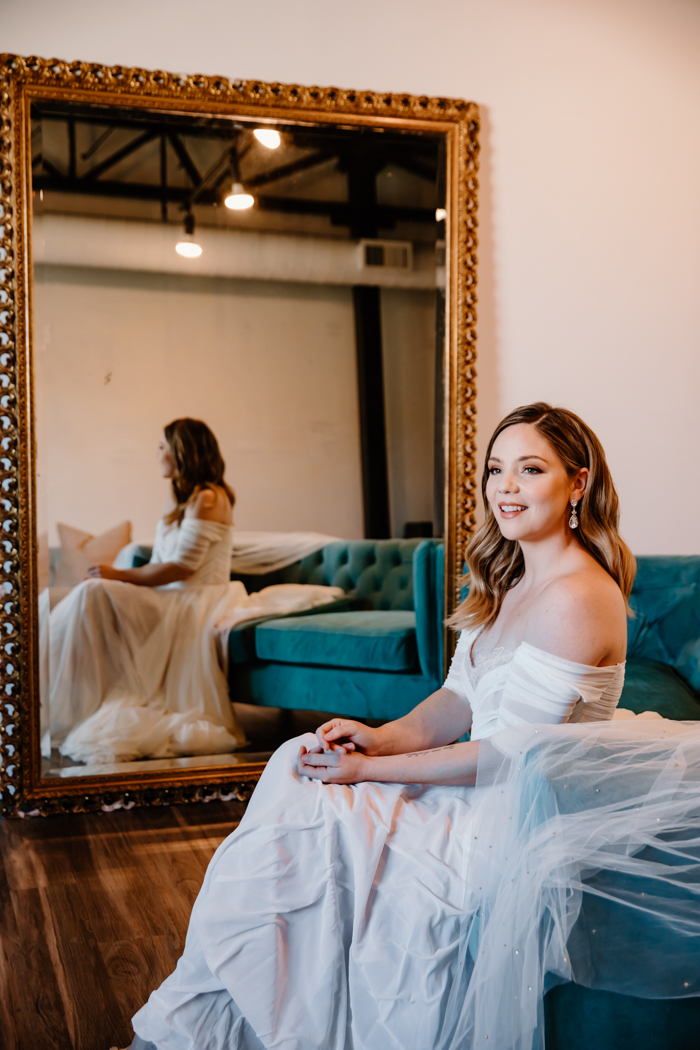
[0,800,248,1050]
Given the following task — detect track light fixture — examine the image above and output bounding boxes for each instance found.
[253,128,281,150]
[176,212,203,257]
[224,182,255,210]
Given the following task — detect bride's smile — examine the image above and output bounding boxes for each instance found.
[498,502,528,516]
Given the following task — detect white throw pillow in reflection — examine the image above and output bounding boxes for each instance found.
[55,520,132,587]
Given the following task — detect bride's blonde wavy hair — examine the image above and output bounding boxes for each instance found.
[448,402,636,632]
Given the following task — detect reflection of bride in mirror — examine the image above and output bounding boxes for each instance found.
[41,417,248,766]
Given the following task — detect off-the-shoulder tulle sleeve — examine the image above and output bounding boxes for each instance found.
[494,641,624,731]
[442,630,473,703]
[172,519,223,572]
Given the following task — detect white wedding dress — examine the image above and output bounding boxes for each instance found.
[132,630,665,1050]
[43,517,248,765]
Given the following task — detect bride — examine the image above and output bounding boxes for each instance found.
[43,417,248,766]
[130,403,699,1050]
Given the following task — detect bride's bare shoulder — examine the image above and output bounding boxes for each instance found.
[523,566,627,666]
[186,485,233,524]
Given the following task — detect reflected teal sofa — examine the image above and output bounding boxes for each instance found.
[543,555,700,1048]
[126,536,445,720]
[228,538,444,721]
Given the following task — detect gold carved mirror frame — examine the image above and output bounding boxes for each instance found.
[0,53,478,817]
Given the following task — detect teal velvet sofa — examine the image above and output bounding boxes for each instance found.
[228,538,444,722]
[618,555,700,718]
[543,555,700,1049]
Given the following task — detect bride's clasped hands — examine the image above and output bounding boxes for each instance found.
[297,740,369,783]
[297,700,481,786]
[297,717,383,783]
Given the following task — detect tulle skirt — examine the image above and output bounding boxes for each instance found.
[132,718,700,1050]
[41,577,248,765]
[461,717,700,1049]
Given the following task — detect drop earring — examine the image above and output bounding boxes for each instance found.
[569,500,579,529]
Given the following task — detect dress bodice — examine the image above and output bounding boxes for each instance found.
[444,628,625,740]
[151,517,234,588]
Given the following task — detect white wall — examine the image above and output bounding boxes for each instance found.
[34,265,365,542]
[33,214,441,290]
[6,0,700,553]
[33,250,437,545]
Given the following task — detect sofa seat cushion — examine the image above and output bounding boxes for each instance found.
[619,657,700,721]
[255,611,418,672]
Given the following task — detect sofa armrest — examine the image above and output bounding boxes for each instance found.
[413,540,444,684]
[229,617,275,665]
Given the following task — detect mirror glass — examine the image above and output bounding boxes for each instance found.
[31,98,447,781]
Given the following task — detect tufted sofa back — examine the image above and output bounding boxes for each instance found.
[128,538,435,614]
[628,556,700,693]
[236,539,424,611]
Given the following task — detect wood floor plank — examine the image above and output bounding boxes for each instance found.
[80,824,181,945]
[120,812,219,933]
[0,820,74,1050]
[0,800,245,1050]
[43,879,126,1050]
[0,944,21,1050]
[98,933,183,1039]
[6,887,74,1050]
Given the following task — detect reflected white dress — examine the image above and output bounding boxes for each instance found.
[132,630,636,1050]
[43,517,248,765]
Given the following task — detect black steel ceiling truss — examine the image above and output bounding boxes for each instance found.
[167,133,201,188]
[245,149,332,190]
[82,128,158,182]
[30,172,434,227]
[31,108,440,229]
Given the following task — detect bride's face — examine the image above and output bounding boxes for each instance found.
[157,436,176,479]
[485,423,587,543]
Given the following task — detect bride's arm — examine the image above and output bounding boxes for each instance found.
[315,687,473,757]
[87,489,227,586]
[86,562,193,586]
[298,737,480,786]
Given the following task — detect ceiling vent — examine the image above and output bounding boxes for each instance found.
[358,239,413,272]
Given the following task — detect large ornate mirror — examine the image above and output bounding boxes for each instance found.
[0,55,478,815]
